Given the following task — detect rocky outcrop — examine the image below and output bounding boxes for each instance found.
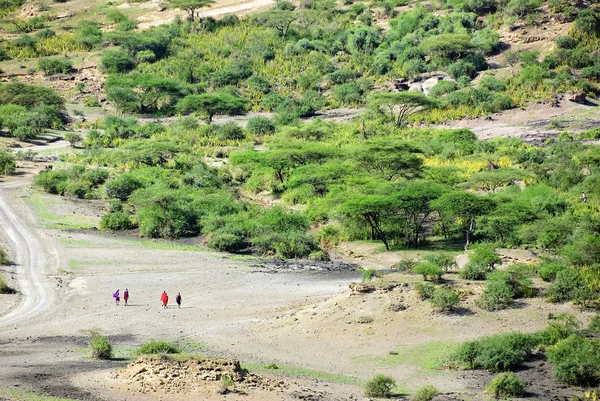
[114,355,287,395]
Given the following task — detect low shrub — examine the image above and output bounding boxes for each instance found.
[355,316,374,324]
[415,282,435,299]
[460,261,488,280]
[537,313,580,347]
[452,332,538,372]
[413,261,443,281]
[547,335,600,386]
[246,116,275,136]
[537,260,566,281]
[0,246,8,265]
[424,252,457,272]
[477,272,513,310]
[429,288,459,311]
[100,212,134,231]
[393,258,417,272]
[362,268,378,282]
[208,231,247,252]
[0,276,15,294]
[486,372,525,398]
[37,57,73,75]
[546,268,585,303]
[411,385,438,401]
[33,170,69,195]
[589,313,600,333]
[89,331,112,360]
[137,340,180,355]
[364,374,396,398]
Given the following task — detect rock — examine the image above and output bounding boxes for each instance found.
[568,91,587,104]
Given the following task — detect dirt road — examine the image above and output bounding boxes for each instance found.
[0,179,56,327]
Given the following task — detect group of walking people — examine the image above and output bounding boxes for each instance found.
[112,289,182,309]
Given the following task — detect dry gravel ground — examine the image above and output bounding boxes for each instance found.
[0,166,595,401]
[2,101,600,400]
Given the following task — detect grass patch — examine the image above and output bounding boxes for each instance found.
[354,341,459,372]
[242,362,361,385]
[26,191,98,230]
[67,259,114,271]
[177,340,208,353]
[115,238,210,252]
[0,386,80,401]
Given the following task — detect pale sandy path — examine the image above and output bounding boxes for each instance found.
[0,179,56,327]
[137,0,274,30]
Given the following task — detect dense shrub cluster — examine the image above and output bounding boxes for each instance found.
[0,83,66,140]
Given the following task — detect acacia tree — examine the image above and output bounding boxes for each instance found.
[176,93,249,123]
[369,92,438,127]
[252,10,297,37]
[432,191,494,250]
[339,194,394,250]
[105,74,182,115]
[352,139,423,181]
[168,0,215,22]
[466,168,531,193]
[394,181,447,248]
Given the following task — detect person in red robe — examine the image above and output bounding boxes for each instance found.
[161,291,168,308]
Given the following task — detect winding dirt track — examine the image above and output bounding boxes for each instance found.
[0,179,55,327]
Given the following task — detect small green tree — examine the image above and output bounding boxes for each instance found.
[252,9,297,37]
[369,92,438,127]
[167,0,215,21]
[432,192,495,250]
[176,93,249,123]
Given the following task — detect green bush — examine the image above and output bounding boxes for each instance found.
[137,340,180,355]
[452,332,538,371]
[537,313,580,347]
[100,50,135,73]
[486,372,525,398]
[208,231,247,252]
[33,170,69,195]
[424,252,457,272]
[546,268,585,303]
[104,175,143,201]
[477,271,514,310]
[0,275,15,294]
[588,313,600,333]
[537,260,566,282]
[393,258,417,272]
[411,385,438,401]
[100,212,134,231]
[89,332,113,360]
[460,261,488,280]
[362,268,378,282]
[547,335,600,386]
[469,243,501,270]
[413,261,443,281]
[0,148,16,175]
[0,246,8,265]
[364,374,396,398]
[415,282,435,299]
[246,116,275,136]
[214,122,245,141]
[429,288,459,311]
[37,57,73,75]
